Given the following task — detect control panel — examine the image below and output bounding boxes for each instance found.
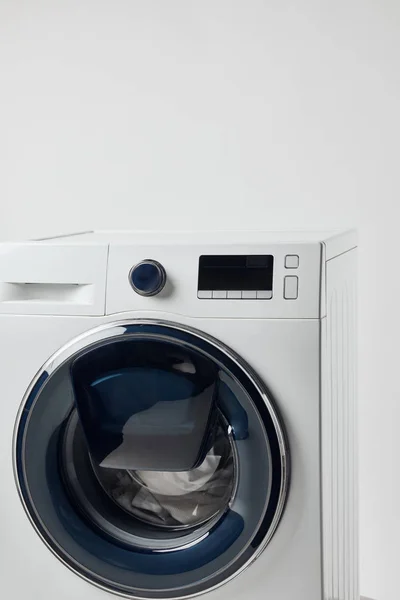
[198,254,300,300]
[105,241,320,318]
[197,255,274,299]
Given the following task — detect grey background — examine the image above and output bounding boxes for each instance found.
[1,2,398,599]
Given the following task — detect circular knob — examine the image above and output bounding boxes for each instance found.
[129,260,166,296]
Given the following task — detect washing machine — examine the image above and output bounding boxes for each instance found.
[0,230,358,600]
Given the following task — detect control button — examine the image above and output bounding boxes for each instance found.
[284,276,298,299]
[227,290,242,299]
[129,260,166,296]
[212,290,227,299]
[242,291,257,299]
[257,290,273,299]
[285,255,299,269]
[198,290,212,299]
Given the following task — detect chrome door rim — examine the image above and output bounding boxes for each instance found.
[13,318,290,600]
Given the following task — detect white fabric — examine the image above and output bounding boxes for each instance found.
[94,424,234,528]
[136,453,221,496]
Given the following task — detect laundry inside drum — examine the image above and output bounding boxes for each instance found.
[91,421,235,530]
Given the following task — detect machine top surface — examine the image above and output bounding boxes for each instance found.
[35,228,356,258]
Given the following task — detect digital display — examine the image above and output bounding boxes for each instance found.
[198,255,274,291]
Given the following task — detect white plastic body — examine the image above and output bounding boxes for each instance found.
[0,230,358,600]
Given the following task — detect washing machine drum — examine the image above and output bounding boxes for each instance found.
[15,322,288,599]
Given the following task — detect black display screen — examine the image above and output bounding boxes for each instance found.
[198,255,274,291]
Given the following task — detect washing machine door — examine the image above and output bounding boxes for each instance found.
[14,321,289,599]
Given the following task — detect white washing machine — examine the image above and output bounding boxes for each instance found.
[0,230,358,600]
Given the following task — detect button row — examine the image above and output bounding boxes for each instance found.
[198,290,273,300]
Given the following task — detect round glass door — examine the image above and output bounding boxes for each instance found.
[14,321,289,599]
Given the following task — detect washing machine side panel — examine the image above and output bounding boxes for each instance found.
[321,248,358,600]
